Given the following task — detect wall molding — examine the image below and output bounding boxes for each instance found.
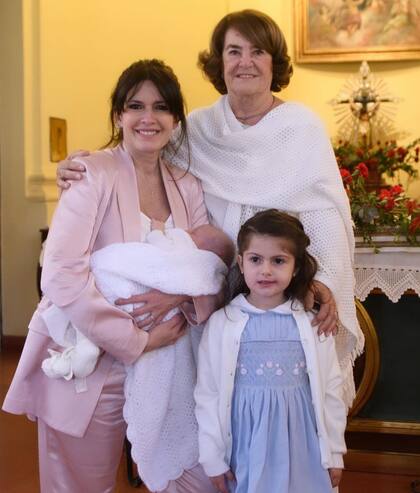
[345,449,420,476]
[26,174,58,202]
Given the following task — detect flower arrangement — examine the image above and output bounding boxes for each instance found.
[334,139,420,245]
[335,139,420,183]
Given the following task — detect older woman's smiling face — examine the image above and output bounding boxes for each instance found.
[222,28,273,99]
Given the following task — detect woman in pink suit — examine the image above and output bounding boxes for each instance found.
[3,59,218,493]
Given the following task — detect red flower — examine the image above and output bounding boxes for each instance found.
[356,148,365,158]
[409,216,420,234]
[406,200,418,214]
[397,147,407,157]
[356,162,369,178]
[340,168,352,184]
[390,185,403,196]
[384,198,395,211]
[387,149,396,158]
[378,189,395,210]
[379,189,392,200]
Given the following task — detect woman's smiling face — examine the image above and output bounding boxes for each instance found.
[222,28,273,99]
[117,80,177,162]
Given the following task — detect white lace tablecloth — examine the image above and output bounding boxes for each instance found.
[354,244,420,302]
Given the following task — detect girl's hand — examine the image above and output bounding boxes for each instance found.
[328,468,342,488]
[56,150,89,189]
[305,280,338,336]
[209,470,235,493]
[143,313,187,352]
[115,289,190,328]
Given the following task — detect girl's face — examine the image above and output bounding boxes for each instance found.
[117,80,177,162]
[238,233,296,310]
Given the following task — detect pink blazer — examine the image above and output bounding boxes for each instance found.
[3,145,216,437]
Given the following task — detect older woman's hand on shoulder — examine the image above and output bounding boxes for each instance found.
[56,150,89,189]
[305,280,338,336]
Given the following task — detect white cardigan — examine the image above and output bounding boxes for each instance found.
[194,295,347,477]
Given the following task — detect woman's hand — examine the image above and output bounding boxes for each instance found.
[143,313,187,352]
[56,150,89,189]
[304,280,338,336]
[209,470,235,493]
[328,468,342,488]
[115,289,190,328]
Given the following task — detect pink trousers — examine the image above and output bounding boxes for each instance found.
[37,360,127,492]
[37,360,217,493]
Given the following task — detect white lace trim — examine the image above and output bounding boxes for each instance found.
[354,247,420,302]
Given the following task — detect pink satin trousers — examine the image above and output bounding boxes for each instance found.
[37,360,216,493]
[37,360,127,492]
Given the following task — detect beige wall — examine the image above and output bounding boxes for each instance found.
[0,0,47,338]
[1,0,420,336]
[35,0,420,200]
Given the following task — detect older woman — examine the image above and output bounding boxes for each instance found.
[57,10,363,406]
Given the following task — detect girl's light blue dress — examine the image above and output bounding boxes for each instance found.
[229,310,333,493]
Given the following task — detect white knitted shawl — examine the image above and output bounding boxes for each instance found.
[183,97,353,244]
[170,97,364,405]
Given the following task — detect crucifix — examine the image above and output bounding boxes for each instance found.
[330,61,399,147]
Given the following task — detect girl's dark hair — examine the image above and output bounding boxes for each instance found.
[198,9,293,95]
[233,209,317,305]
[104,59,188,158]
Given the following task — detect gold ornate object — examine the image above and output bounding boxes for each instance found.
[347,298,420,435]
[329,61,400,146]
[348,299,380,418]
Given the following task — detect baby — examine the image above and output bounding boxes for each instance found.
[41,223,233,380]
[40,224,234,491]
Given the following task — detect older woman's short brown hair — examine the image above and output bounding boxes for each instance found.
[198,9,293,95]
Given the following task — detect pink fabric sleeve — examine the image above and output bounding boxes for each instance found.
[41,164,148,365]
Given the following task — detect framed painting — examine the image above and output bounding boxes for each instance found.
[294,0,420,63]
[49,117,67,162]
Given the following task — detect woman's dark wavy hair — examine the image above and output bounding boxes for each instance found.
[198,9,293,95]
[104,59,188,158]
[233,209,317,305]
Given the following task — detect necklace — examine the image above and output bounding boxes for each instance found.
[234,95,276,123]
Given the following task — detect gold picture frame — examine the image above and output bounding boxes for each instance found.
[49,117,67,162]
[294,0,420,63]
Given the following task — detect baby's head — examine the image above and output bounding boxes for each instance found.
[189,224,235,267]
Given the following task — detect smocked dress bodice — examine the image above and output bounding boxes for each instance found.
[229,310,333,493]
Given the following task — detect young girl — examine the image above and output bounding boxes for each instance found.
[194,209,347,493]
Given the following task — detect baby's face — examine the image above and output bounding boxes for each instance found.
[189,228,214,250]
[190,225,235,266]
